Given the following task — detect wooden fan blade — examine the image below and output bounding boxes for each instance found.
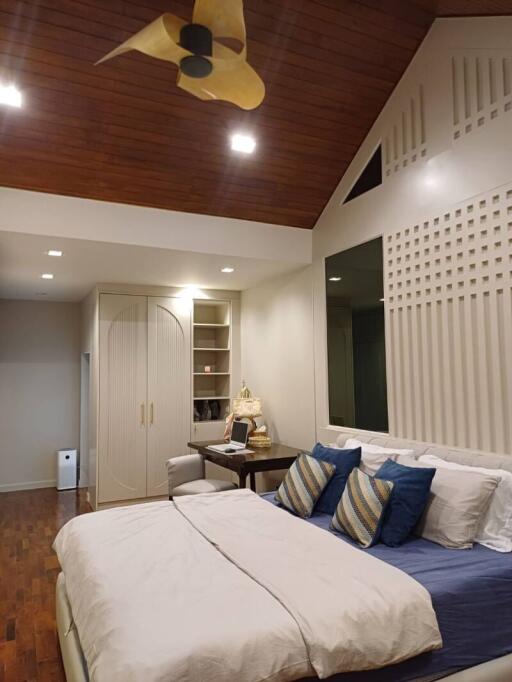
[177,60,265,110]
[96,14,189,66]
[192,0,246,45]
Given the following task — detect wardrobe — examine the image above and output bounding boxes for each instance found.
[98,294,191,504]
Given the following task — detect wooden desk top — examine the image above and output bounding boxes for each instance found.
[188,441,301,464]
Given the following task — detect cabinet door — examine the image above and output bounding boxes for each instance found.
[98,294,147,503]
[147,297,191,497]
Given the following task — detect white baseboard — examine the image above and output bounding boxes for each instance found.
[0,479,56,493]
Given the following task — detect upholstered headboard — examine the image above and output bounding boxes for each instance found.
[334,431,512,474]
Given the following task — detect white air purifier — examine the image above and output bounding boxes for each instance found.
[57,449,77,490]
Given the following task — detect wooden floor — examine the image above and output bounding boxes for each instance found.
[0,488,90,682]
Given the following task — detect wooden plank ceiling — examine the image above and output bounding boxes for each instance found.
[0,1,510,229]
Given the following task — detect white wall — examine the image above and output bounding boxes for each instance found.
[0,300,81,491]
[313,17,512,454]
[241,16,512,458]
[241,267,316,461]
[81,288,99,500]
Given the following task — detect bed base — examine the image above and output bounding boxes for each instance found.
[56,572,512,682]
[56,573,88,682]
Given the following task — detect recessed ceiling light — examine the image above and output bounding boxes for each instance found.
[0,82,22,108]
[41,273,54,280]
[47,249,63,257]
[221,267,235,273]
[329,276,342,282]
[230,133,256,154]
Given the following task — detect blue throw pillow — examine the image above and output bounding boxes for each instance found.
[311,443,361,515]
[375,459,436,547]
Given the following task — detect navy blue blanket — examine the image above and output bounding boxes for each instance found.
[261,492,512,681]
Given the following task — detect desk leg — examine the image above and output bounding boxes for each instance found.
[249,472,256,492]
[238,473,247,489]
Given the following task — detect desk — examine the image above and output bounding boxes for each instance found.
[188,441,300,492]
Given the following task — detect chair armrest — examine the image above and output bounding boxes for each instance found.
[166,454,205,493]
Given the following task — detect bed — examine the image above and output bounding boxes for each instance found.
[263,493,512,682]
[54,432,512,682]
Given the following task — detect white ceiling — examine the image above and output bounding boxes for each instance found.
[0,231,303,302]
[1,188,312,265]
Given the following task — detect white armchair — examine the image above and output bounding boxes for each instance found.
[166,454,237,498]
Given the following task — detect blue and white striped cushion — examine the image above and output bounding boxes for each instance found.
[331,467,394,548]
[276,453,335,518]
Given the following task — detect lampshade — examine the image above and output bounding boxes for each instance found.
[232,381,262,418]
[232,396,262,418]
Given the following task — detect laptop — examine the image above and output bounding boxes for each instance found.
[208,421,249,454]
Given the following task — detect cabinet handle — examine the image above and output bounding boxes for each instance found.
[150,402,154,425]
[140,403,145,426]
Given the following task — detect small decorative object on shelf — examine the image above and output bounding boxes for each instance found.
[204,365,212,373]
[210,400,220,421]
[200,400,212,421]
[193,399,223,422]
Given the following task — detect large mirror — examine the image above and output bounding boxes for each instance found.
[325,237,388,432]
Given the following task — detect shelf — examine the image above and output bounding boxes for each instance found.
[194,300,230,326]
[193,396,230,400]
[192,300,231,430]
[194,324,230,352]
[194,349,230,374]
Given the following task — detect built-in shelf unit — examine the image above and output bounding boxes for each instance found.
[193,300,231,424]
[81,283,241,508]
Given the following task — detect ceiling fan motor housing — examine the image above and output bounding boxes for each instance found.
[180,23,213,78]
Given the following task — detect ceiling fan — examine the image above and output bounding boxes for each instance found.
[96,0,265,111]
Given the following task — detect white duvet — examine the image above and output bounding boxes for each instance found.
[53,489,442,682]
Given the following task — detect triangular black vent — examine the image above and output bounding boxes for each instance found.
[343,146,382,204]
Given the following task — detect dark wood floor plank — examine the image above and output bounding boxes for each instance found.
[0,488,90,682]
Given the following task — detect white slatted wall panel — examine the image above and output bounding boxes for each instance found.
[385,183,512,454]
[383,84,427,178]
[452,51,512,140]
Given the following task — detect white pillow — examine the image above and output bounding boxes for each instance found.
[339,438,415,476]
[419,455,512,553]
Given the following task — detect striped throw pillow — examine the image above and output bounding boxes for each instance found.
[276,453,336,518]
[331,467,394,548]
